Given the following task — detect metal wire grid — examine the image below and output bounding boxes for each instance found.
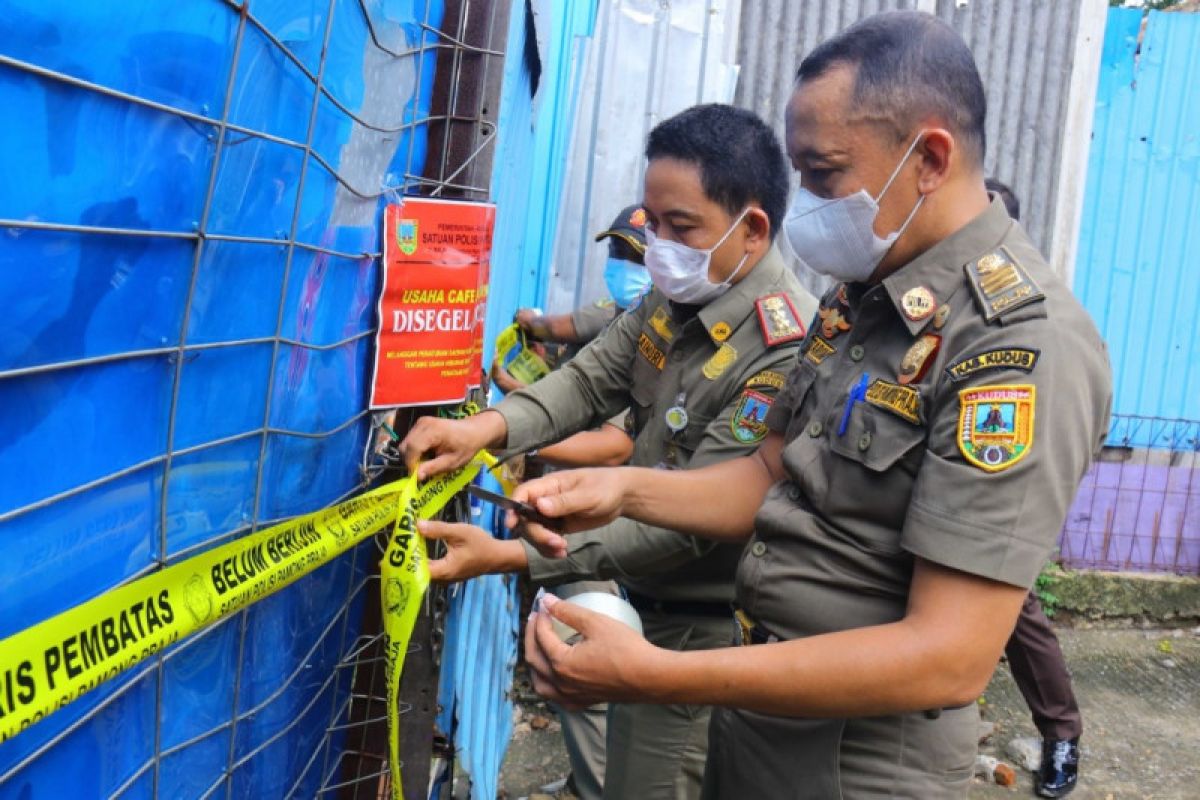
[1059,414,1200,575]
[0,0,505,796]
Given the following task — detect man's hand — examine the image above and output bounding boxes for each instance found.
[524,594,662,709]
[489,357,526,395]
[514,308,550,341]
[399,410,507,480]
[509,468,630,557]
[419,520,527,582]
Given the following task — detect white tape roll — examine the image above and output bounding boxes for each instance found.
[549,592,644,643]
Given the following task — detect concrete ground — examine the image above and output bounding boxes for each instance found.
[498,625,1200,799]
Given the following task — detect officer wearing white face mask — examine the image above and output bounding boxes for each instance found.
[510,12,1111,800]
[402,103,817,800]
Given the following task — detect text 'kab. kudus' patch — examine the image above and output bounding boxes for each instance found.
[957,384,1036,472]
[731,389,773,443]
[864,379,922,425]
[945,347,1040,382]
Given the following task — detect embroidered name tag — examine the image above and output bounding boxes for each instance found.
[803,336,836,366]
[864,379,922,425]
[638,333,666,370]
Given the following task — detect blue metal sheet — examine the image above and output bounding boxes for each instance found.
[1075,8,1200,445]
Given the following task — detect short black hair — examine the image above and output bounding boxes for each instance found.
[645,103,789,240]
[984,177,1020,220]
[796,11,987,166]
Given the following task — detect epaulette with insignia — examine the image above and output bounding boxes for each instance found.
[755,293,806,347]
[965,246,1044,323]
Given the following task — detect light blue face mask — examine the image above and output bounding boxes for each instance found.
[604,257,652,308]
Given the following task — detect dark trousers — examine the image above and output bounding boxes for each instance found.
[1005,592,1083,740]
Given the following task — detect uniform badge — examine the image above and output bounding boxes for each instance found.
[756,293,806,347]
[648,305,675,342]
[900,286,937,322]
[957,384,1036,472]
[803,336,837,366]
[746,370,785,391]
[898,334,941,385]
[710,321,732,342]
[731,389,773,443]
[665,405,689,433]
[965,246,1044,322]
[629,207,647,228]
[864,379,922,425]
[945,348,1039,382]
[637,333,666,370]
[817,306,852,340]
[933,304,951,330]
[702,342,738,380]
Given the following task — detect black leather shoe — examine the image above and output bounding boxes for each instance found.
[1035,737,1080,798]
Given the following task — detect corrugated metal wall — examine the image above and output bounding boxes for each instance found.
[733,0,1096,270]
[1075,8,1200,431]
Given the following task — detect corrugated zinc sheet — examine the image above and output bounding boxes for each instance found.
[1074,8,1200,438]
[733,0,1085,260]
[435,2,599,797]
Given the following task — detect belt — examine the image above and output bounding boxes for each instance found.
[733,608,779,646]
[624,591,732,618]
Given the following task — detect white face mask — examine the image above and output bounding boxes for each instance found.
[643,208,750,305]
[782,132,927,283]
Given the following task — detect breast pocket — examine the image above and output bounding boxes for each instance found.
[822,405,928,552]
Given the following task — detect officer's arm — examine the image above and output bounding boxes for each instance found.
[496,303,643,452]
[535,422,633,468]
[528,558,1025,715]
[646,558,1025,714]
[518,434,784,548]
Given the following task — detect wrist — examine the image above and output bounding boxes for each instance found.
[490,539,529,574]
[471,409,509,449]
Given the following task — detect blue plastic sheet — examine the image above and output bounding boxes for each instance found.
[0,0,444,795]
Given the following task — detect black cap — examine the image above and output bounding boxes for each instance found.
[593,204,647,255]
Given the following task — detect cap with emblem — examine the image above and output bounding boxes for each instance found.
[594,204,648,256]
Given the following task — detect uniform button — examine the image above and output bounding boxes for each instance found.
[671,349,685,362]
[849,344,865,362]
[808,421,823,437]
[750,542,767,557]
[786,484,802,502]
[858,432,873,451]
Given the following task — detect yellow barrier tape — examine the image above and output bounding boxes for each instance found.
[496,323,550,385]
[0,451,504,757]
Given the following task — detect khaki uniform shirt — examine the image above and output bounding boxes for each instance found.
[570,299,620,342]
[707,198,1112,798]
[498,247,818,603]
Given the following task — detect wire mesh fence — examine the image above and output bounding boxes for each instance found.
[0,0,506,796]
[1059,414,1200,575]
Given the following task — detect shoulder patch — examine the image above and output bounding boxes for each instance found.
[865,379,922,425]
[647,305,675,342]
[956,384,1036,472]
[965,246,1044,323]
[637,332,666,370]
[746,369,786,392]
[946,348,1040,382]
[756,293,806,347]
[731,389,773,443]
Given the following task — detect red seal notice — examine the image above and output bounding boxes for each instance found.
[369,199,496,408]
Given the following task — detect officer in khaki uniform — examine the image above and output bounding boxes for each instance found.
[512,12,1112,800]
[405,104,817,800]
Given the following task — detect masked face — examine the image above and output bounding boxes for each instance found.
[782,131,927,283]
[603,257,651,308]
[643,208,750,305]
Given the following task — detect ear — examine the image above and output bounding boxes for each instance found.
[743,206,772,251]
[915,127,954,193]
